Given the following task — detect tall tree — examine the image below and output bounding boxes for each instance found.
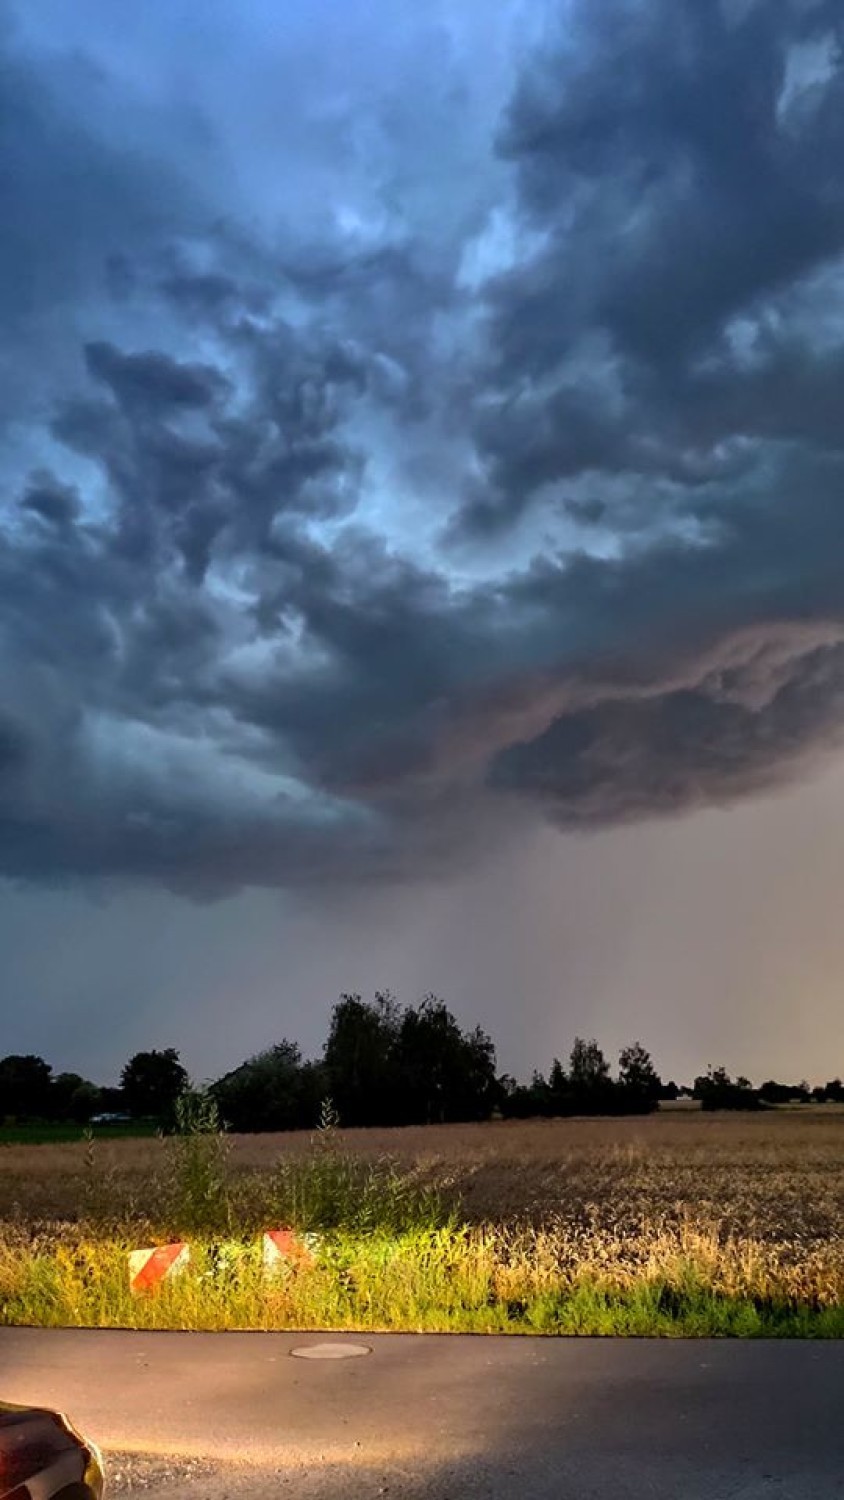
[569,1037,610,1089]
[212,1041,307,1132]
[120,1048,188,1121]
[618,1042,662,1112]
[547,1058,570,1114]
[396,999,498,1124]
[568,1037,612,1111]
[0,1054,52,1121]
[324,992,401,1126]
[462,1024,500,1120]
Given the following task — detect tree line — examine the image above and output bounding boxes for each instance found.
[2,990,843,1129]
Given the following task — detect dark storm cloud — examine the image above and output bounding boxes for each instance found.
[0,18,203,430]
[84,342,228,414]
[456,0,844,535]
[158,267,251,319]
[3,0,844,894]
[486,626,844,824]
[341,458,844,809]
[20,471,80,529]
[498,0,844,366]
[0,713,29,777]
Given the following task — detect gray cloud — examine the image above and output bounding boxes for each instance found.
[0,18,204,433]
[456,0,844,535]
[84,342,228,414]
[497,0,844,363]
[3,0,844,896]
[20,471,80,529]
[488,627,844,823]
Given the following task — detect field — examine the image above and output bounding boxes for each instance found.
[2,1111,843,1336]
[0,1121,158,1146]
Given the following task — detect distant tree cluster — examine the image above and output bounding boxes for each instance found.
[692,1065,761,1111]
[0,1048,185,1128]
[3,997,844,1130]
[211,993,499,1131]
[690,1067,844,1111]
[499,1038,666,1118]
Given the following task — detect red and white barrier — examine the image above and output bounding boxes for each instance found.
[128,1241,190,1295]
[262,1227,317,1275]
[127,1232,315,1292]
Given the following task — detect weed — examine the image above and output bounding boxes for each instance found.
[317,1097,341,1136]
[158,1089,233,1235]
[265,1141,453,1235]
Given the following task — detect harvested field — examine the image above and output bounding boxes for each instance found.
[2,1110,843,1244]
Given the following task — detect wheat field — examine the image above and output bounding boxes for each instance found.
[2,1109,843,1243]
[3,1111,844,1333]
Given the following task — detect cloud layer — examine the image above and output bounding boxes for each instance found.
[3,0,844,894]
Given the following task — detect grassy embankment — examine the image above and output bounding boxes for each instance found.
[1,1107,843,1336]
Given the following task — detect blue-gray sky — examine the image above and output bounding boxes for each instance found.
[2,0,844,1086]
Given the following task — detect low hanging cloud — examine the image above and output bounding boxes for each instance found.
[3,0,844,896]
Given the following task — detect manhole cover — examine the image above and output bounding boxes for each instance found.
[290,1342,371,1361]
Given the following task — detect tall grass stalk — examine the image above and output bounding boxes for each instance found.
[159,1089,233,1235]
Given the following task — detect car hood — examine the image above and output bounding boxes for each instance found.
[0,1400,103,1498]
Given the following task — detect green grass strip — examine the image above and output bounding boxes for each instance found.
[2,1229,842,1337]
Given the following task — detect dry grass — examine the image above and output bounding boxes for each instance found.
[3,1216,844,1335]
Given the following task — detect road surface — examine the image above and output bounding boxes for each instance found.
[2,1328,843,1498]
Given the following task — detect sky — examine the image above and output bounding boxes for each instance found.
[2,0,844,1088]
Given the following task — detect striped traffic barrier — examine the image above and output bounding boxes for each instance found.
[128,1241,190,1295]
[262,1227,318,1276]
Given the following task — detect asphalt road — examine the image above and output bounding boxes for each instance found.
[2,1328,844,1499]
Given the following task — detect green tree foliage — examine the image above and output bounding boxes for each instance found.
[0,1054,52,1121]
[759,1079,810,1105]
[324,991,401,1126]
[211,1042,326,1133]
[463,1024,500,1118]
[49,1072,86,1118]
[395,998,498,1124]
[569,1036,610,1090]
[566,1037,615,1113]
[618,1042,662,1112]
[19,993,843,1130]
[548,1058,567,1096]
[120,1048,188,1121]
[497,1070,550,1119]
[321,991,500,1128]
[693,1065,761,1111]
[498,1040,663,1118]
[50,1072,102,1123]
[68,1079,103,1123]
